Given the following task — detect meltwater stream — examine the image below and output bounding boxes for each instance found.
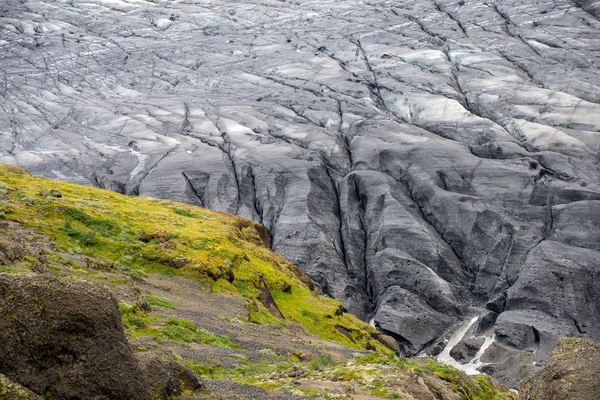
[436,316,496,375]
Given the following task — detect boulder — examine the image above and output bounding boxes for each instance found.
[2,0,600,386]
[137,353,204,399]
[0,275,151,400]
[479,343,538,389]
[450,337,485,364]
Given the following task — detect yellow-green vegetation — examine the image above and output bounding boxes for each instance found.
[119,301,239,348]
[0,164,385,351]
[0,164,522,399]
[183,352,516,399]
[147,295,175,309]
[0,372,40,400]
[188,352,516,400]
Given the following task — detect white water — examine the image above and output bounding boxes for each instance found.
[436,316,495,375]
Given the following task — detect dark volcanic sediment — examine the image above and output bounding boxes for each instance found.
[1,0,599,382]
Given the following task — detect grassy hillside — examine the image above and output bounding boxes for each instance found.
[0,164,382,351]
[0,164,516,399]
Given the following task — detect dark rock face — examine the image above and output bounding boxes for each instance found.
[450,337,484,364]
[1,0,599,371]
[257,276,285,318]
[479,342,538,389]
[519,337,600,400]
[0,275,151,400]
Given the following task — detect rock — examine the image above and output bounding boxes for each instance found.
[137,231,154,243]
[373,286,456,355]
[86,257,114,271]
[137,353,204,399]
[475,310,498,335]
[281,280,292,294]
[500,241,600,363]
[168,256,189,268]
[0,275,151,400]
[0,238,25,265]
[420,374,463,400]
[336,325,354,342]
[2,0,600,385]
[450,337,485,364]
[519,337,600,400]
[48,189,62,198]
[479,343,539,388]
[574,0,600,18]
[425,341,446,357]
[0,374,43,400]
[294,351,316,362]
[137,230,170,243]
[257,276,283,318]
[378,334,400,354]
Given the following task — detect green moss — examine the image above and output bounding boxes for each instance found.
[332,367,362,381]
[127,315,148,329]
[63,206,92,222]
[295,387,325,396]
[160,322,197,342]
[61,221,98,246]
[119,301,239,349]
[300,309,321,323]
[0,164,389,352]
[181,345,515,400]
[159,318,239,348]
[422,361,459,382]
[85,217,122,237]
[354,353,390,365]
[419,361,516,400]
[172,207,197,218]
[147,295,175,309]
[0,265,15,273]
[186,360,222,376]
[44,390,57,400]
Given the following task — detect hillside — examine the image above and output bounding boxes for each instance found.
[0,164,515,399]
[2,0,600,384]
[519,337,600,400]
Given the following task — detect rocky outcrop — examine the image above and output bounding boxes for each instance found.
[0,374,43,400]
[519,337,600,400]
[479,343,538,389]
[137,353,204,399]
[450,337,484,364]
[257,276,284,319]
[1,0,599,379]
[0,275,151,400]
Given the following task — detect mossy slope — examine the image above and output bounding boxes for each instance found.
[0,164,381,351]
[0,164,517,399]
